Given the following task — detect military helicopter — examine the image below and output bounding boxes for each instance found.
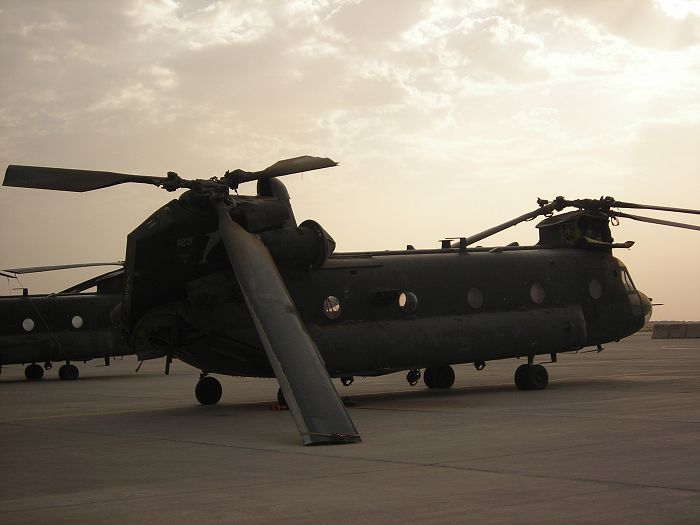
[3,157,699,445]
[0,262,164,380]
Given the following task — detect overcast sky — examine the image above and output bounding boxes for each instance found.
[1,0,699,320]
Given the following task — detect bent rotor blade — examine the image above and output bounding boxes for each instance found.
[613,211,700,231]
[611,201,700,216]
[231,156,337,186]
[215,201,360,445]
[4,165,164,192]
[4,262,124,275]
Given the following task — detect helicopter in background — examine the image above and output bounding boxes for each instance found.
[2,157,698,445]
[0,262,165,380]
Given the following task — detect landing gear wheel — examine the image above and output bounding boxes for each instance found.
[530,364,548,390]
[423,365,455,389]
[514,364,529,390]
[58,364,79,381]
[25,363,44,381]
[514,364,549,390]
[195,376,222,405]
[277,388,287,407]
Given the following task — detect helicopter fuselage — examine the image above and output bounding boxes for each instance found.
[114,190,653,380]
[167,246,651,378]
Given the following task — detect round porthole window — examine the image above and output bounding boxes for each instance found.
[589,279,602,299]
[398,291,418,313]
[530,282,546,304]
[322,296,341,319]
[72,315,84,329]
[467,287,483,309]
[22,318,35,332]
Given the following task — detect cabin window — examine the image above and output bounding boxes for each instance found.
[22,318,35,332]
[72,315,84,329]
[621,270,636,293]
[467,287,483,309]
[589,279,602,299]
[530,282,546,304]
[322,296,342,319]
[398,291,418,313]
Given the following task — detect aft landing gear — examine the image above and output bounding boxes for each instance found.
[58,363,80,381]
[423,365,455,389]
[195,375,222,405]
[25,363,44,380]
[514,364,549,390]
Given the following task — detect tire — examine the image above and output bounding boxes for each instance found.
[423,367,436,388]
[514,364,529,390]
[434,365,455,389]
[195,376,222,405]
[59,364,79,381]
[424,366,455,389]
[530,364,549,390]
[25,363,44,381]
[514,364,549,390]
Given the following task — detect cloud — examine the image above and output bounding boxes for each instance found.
[127,0,274,49]
[523,0,700,49]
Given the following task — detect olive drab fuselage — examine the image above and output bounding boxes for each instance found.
[122,192,651,379]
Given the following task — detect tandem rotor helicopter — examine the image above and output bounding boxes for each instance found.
[2,157,699,445]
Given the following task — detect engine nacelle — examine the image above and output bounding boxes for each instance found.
[260,220,336,269]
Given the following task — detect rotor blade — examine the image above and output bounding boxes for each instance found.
[215,201,360,445]
[612,211,700,231]
[230,156,337,186]
[4,165,165,192]
[59,268,124,294]
[611,201,700,216]
[459,202,560,247]
[4,262,124,275]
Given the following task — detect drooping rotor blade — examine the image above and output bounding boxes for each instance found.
[4,165,166,192]
[59,268,124,294]
[215,200,360,445]
[228,156,337,187]
[458,201,561,247]
[4,262,124,275]
[612,211,700,231]
[610,201,700,216]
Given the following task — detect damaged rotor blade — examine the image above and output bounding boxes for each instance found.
[228,156,337,186]
[4,165,165,192]
[612,211,700,231]
[215,200,360,446]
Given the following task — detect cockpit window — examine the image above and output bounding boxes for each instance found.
[621,269,636,293]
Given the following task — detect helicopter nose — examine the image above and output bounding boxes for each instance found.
[639,292,653,324]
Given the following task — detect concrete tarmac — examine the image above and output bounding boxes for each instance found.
[1,332,698,524]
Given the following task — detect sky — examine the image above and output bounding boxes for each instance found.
[0,0,699,320]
